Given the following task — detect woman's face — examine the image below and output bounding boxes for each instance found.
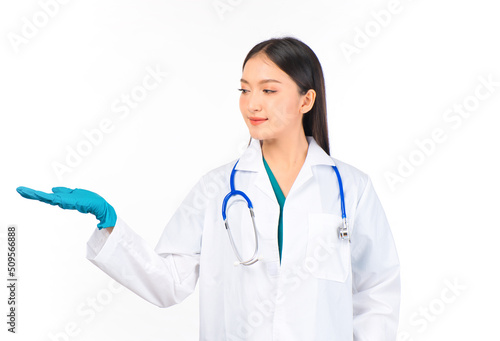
[239,53,315,141]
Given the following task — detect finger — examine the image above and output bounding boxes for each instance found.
[52,187,74,194]
[17,186,44,199]
[16,186,58,205]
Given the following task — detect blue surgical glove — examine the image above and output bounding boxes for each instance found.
[16,186,117,229]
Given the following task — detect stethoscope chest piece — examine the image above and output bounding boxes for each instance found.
[338,218,350,242]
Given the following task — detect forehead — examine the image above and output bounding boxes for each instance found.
[241,54,292,84]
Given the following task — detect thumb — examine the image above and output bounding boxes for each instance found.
[52,187,74,194]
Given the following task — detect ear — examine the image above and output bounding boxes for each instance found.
[300,89,316,114]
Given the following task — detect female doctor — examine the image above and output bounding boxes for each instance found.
[17,36,400,340]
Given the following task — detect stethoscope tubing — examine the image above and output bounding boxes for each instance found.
[222,158,349,266]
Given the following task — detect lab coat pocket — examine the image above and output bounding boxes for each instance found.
[306,213,351,282]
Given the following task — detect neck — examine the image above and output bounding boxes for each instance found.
[261,133,309,170]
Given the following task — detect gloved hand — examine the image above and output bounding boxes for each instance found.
[16,186,117,229]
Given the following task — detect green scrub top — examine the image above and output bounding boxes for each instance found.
[262,155,286,264]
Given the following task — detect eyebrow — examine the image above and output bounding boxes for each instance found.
[240,78,282,85]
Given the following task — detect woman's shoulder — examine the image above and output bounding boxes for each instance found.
[202,159,236,177]
[195,159,237,192]
[331,157,368,179]
[329,157,372,196]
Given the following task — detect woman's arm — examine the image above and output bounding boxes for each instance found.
[86,176,207,308]
[86,216,200,308]
[16,180,204,308]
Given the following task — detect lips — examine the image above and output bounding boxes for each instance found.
[249,117,268,126]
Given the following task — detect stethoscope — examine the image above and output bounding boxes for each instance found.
[222,159,349,266]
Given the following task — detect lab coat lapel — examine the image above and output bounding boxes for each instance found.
[235,137,277,202]
[289,136,337,196]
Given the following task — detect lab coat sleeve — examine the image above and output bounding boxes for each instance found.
[86,177,206,308]
[350,177,401,341]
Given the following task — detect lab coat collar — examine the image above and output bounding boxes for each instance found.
[234,135,335,200]
[235,135,335,172]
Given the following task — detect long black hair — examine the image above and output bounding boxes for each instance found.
[242,36,330,155]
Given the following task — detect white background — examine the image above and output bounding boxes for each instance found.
[1,0,499,340]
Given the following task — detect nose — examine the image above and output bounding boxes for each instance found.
[247,92,262,112]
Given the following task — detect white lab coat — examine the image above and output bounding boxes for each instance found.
[86,136,400,341]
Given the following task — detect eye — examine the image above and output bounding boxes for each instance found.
[263,89,276,94]
[238,88,249,94]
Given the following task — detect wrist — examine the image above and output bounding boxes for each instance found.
[97,203,117,230]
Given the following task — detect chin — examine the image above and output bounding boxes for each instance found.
[247,124,280,141]
[248,130,269,141]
